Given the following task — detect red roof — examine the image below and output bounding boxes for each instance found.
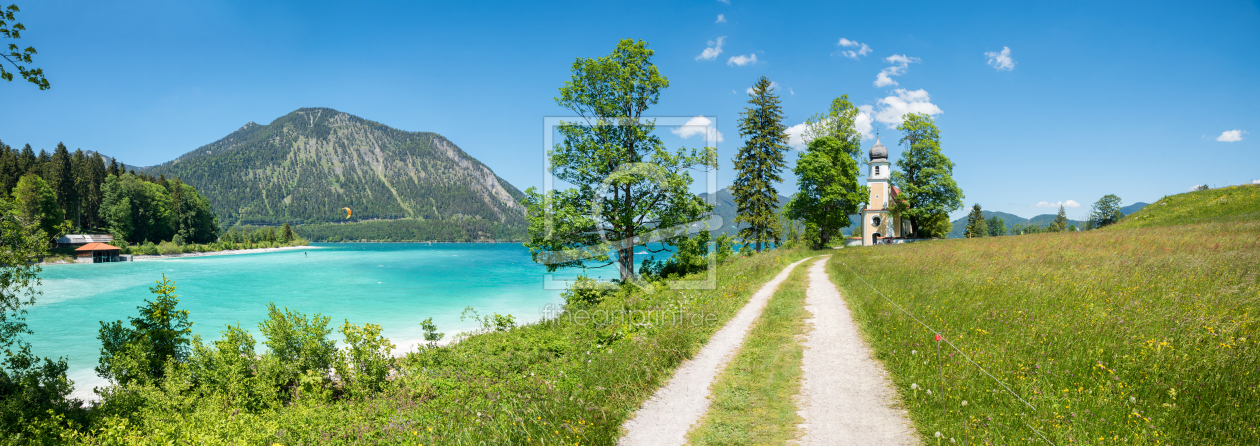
[75,242,120,251]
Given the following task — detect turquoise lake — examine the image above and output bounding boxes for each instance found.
[26,243,621,400]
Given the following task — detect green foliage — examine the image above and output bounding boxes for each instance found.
[335,321,396,395]
[293,217,522,242]
[802,223,822,250]
[785,136,867,247]
[280,222,294,243]
[964,204,987,238]
[801,95,867,167]
[0,4,50,90]
[1050,204,1069,232]
[732,76,790,252]
[258,303,337,381]
[96,274,193,386]
[559,276,615,308]
[640,231,713,280]
[985,215,1006,236]
[916,212,952,239]
[891,113,964,236]
[714,232,735,263]
[1088,194,1124,229]
[11,172,62,239]
[419,317,444,344]
[524,39,714,282]
[0,195,78,437]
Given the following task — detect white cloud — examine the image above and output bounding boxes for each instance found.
[835,38,872,59]
[716,14,726,23]
[671,116,724,143]
[727,53,758,66]
[1033,200,1081,208]
[696,36,726,61]
[870,88,943,128]
[1252,179,1260,184]
[1188,184,1207,191]
[786,122,809,149]
[985,47,1015,71]
[717,0,730,4]
[745,80,780,95]
[1216,129,1246,142]
[786,110,876,150]
[789,87,795,95]
[874,54,919,87]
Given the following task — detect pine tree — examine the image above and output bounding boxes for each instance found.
[1051,205,1069,232]
[732,76,790,252]
[281,223,294,243]
[964,203,988,238]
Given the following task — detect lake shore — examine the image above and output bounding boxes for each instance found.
[132,244,315,261]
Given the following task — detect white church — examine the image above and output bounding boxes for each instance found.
[859,138,913,246]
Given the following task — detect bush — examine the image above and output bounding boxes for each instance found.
[335,321,396,394]
[803,223,823,250]
[157,241,181,255]
[560,276,615,308]
[258,303,337,381]
[140,241,159,256]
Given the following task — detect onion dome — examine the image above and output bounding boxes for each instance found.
[869,137,888,161]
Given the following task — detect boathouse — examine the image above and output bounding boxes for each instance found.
[76,242,122,263]
[56,234,114,248]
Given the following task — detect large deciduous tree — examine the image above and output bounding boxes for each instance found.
[523,39,714,282]
[892,113,963,236]
[785,133,867,249]
[1088,194,1123,229]
[11,172,61,239]
[0,4,48,90]
[801,95,866,167]
[732,77,790,252]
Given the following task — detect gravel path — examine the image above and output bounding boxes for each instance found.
[795,257,919,445]
[618,256,815,446]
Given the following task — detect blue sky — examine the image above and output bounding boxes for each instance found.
[2,0,1257,220]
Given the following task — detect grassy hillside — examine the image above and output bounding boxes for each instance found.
[1112,183,1260,229]
[827,220,1259,443]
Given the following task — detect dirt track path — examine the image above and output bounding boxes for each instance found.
[794,257,919,445]
[618,256,815,446]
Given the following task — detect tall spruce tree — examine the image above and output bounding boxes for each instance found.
[1051,205,1069,232]
[964,203,987,238]
[732,77,790,252]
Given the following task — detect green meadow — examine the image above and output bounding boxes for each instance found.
[826,188,1260,444]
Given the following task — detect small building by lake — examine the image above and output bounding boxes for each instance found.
[57,234,115,248]
[75,243,122,263]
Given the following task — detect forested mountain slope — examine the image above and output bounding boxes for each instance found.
[145,108,526,227]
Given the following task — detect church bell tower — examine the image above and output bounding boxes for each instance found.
[861,138,892,246]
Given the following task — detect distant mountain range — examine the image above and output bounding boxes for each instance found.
[144,108,526,232]
[945,202,1148,238]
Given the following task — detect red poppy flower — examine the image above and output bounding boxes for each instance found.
[934,334,942,341]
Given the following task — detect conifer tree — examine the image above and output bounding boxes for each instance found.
[1050,205,1069,232]
[732,76,789,252]
[281,223,294,243]
[964,203,988,238]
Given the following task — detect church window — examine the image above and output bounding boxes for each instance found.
[872,216,882,227]
[875,166,880,175]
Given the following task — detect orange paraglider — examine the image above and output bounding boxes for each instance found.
[342,207,352,219]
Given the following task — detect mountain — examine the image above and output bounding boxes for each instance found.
[699,187,793,238]
[145,108,526,231]
[1121,202,1148,215]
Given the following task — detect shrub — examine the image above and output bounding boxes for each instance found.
[335,321,395,394]
[257,303,337,382]
[803,223,822,250]
[140,241,159,256]
[157,241,181,255]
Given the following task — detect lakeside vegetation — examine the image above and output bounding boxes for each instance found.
[826,207,1259,443]
[5,243,812,443]
[292,217,526,243]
